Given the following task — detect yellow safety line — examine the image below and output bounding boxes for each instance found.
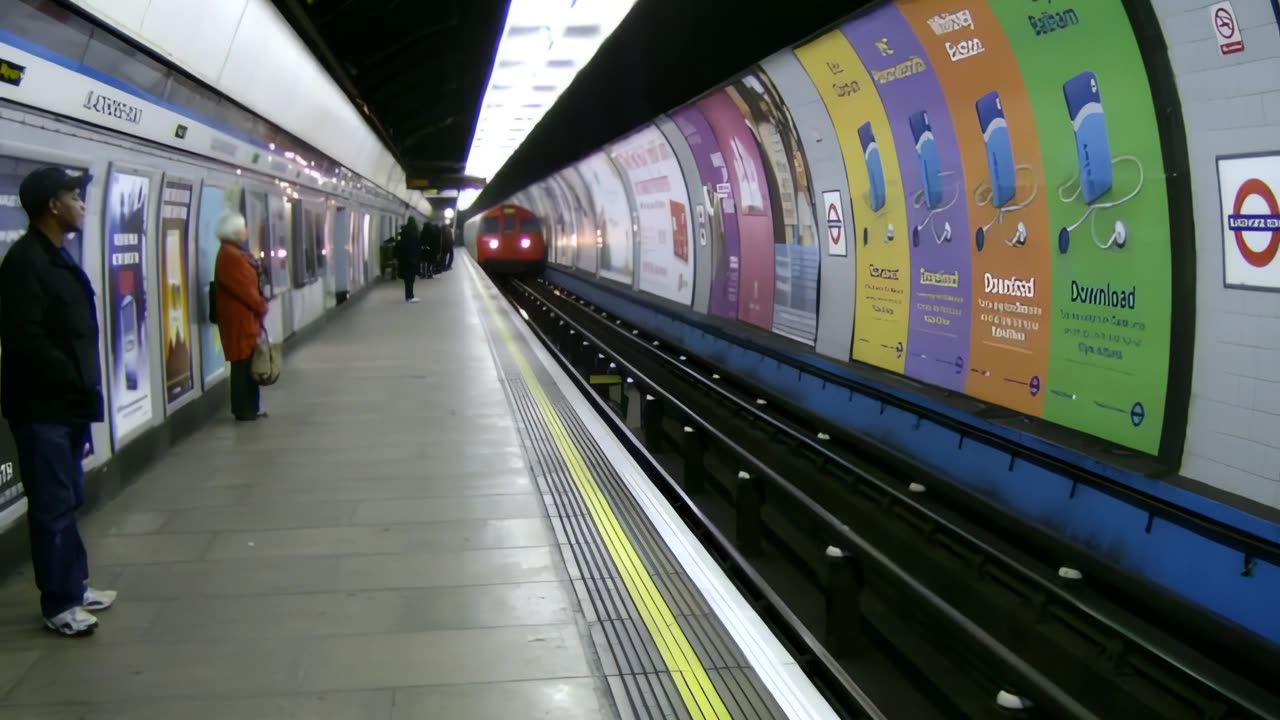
[466,263,731,720]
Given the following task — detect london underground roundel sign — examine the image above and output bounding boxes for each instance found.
[1219,154,1280,290]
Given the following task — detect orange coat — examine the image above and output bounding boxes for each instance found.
[214,241,266,362]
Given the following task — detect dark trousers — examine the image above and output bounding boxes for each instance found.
[403,273,415,300]
[230,358,260,419]
[445,246,454,269]
[11,423,89,618]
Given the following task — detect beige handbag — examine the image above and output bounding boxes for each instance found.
[250,328,283,385]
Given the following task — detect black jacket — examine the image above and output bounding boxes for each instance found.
[396,224,420,269]
[0,228,104,423]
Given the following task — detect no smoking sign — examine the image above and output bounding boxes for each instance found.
[1210,1,1245,56]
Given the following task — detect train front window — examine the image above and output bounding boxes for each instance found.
[502,213,517,233]
[520,216,542,234]
[480,216,500,234]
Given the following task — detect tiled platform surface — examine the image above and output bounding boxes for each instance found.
[0,272,617,718]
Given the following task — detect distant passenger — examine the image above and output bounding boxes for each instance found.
[214,211,269,421]
[0,166,115,637]
[422,222,440,279]
[397,218,421,303]
[443,226,454,271]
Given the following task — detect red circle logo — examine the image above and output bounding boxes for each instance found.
[1232,178,1280,268]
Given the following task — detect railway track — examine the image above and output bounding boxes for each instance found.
[497,274,1280,720]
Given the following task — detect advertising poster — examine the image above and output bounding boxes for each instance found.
[1218,153,1280,290]
[991,0,1172,453]
[843,4,973,390]
[196,184,228,384]
[672,104,742,319]
[159,176,195,406]
[609,125,694,304]
[545,176,576,268]
[728,69,822,345]
[897,1,1051,414]
[793,29,911,373]
[577,152,634,284]
[560,167,599,276]
[267,193,289,292]
[105,168,153,443]
[696,90,776,330]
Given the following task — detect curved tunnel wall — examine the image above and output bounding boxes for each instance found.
[497,2,1280,516]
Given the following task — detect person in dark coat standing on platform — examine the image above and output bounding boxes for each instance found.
[397,218,421,303]
[0,167,116,637]
[214,211,268,421]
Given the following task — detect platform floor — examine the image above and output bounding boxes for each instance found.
[0,271,616,718]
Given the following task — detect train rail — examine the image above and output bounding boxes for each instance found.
[496,274,1280,720]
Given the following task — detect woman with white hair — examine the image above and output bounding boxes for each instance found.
[213,211,268,421]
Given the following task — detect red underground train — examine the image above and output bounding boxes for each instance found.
[475,204,546,274]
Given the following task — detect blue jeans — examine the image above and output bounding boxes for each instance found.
[11,423,89,619]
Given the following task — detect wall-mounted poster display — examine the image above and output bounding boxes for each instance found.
[787,0,1172,453]
[794,27,911,374]
[1218,153,1280,290]
[197,184,229,384]
[105,166,153,444]
[897,0,1051,416]
[990,0,1172,454]
[517,0,1179,455]
[0,155,92,518]
[578,149,632,284]
[726,69,821,345]
[609,125,693,305]
[159,175,195,406]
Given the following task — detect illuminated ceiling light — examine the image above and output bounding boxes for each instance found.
[463,0,638,184]
[457,188,482,210]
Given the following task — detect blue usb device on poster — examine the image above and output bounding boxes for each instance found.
[909,110,943,210]
[1063,70,1113,205]
[858,122,887,214]
[975,91,1015,209]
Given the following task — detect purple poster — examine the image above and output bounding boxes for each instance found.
[672,105,740,319]
[843,7,972,391]
[695,91,776,330]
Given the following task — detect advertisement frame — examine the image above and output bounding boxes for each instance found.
[103,162,157,448]
[158,173,197,411]
[1216,150,1280,293]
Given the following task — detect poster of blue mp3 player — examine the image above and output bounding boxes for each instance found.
[1063,71,1113,205]
[909,110,944,210]
[858,121,887,214]
[976,91,1016,209]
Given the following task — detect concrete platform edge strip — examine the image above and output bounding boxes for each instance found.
[463,257,839,720]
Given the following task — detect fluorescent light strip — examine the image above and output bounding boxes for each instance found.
[461,0,637,207]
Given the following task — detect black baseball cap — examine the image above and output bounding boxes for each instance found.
[18,166,92,218]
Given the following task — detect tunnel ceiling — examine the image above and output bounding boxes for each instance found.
[272,0,863,212]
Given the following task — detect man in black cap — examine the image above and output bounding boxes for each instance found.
[0,166,115,637]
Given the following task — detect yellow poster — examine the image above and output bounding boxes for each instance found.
[794,30,910,373]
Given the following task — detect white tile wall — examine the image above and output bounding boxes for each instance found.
[1157,0,1280,508]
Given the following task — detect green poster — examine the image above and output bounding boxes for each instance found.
[987,0,1171,454]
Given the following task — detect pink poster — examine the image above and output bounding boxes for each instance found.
[695,90,776,330]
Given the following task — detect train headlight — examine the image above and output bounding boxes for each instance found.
[520,237,531,249]
[488,239,499,249]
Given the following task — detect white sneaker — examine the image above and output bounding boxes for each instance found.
[408,298,421,304]
[83,587,117,611]
[44,607,98,637]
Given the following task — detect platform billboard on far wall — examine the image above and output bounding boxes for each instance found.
[105,166,154,445]
[159,175,195,407]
